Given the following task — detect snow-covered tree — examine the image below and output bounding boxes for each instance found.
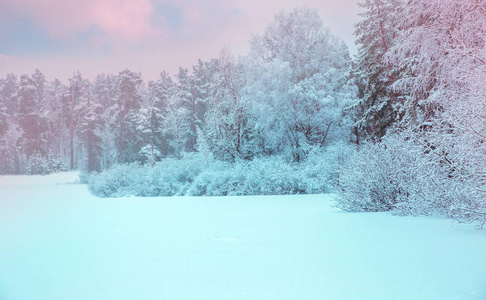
[140,71,175,157]
[0,73,19,116]
[62,72,89,170]
[191,59,219,126]
[385,0,486,228]
[32,69,47,107]
[247,7,357,161]
[0,123,23,174]
[204,49,260,161]
[92,74,117,169]
[41,78,66,159]
[113,69,143,163]
[164,94,191,159]
[174,68,197,152]
[0,97,8,136]
[352,0,404,139]
[18,74,45,158]
[76,83,104,172]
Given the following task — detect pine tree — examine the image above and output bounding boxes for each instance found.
[0,122,23,174]
[92,73,117,169]
[114,69,143,163]
[147,71,175,156]
[32,69,47,108]
[0,97,8,136]
[42,78,66,158]
[0,73,19,117]
[164,94,191,159]
[76,83,104,172]
[62,72,88,170]
[18,74,44,157]
[191,59,219,131]
[175,68,197,152]
[353,0,404,139]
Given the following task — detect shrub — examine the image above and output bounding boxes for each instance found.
[27,153,68,175]
[87,150,340,198]
[335,130,465,216]
[88,154,206,198]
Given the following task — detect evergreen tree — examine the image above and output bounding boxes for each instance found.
[62,72,88,170]
[191,59,219,132]
[18,74,44,157]
[76,83,104,172]
[0,97,8,136]
[114,69,143,163]
[32,69,47,108]
[42,78,66,159]
[0,73,19,117]
[164,94,191,159]
[146,71,175,156]
[353,0,404,139]
[0,122,23,174]
[175,68,197,152]
[92,73,118,169]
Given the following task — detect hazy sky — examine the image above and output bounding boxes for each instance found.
[0,0,361,81]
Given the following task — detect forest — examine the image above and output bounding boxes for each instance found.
[1,1,485,228]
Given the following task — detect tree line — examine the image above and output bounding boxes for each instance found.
[0,7,356,175]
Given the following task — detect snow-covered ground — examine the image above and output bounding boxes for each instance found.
[0,173,485,300]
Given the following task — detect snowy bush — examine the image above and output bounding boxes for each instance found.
[335,142,399,212]
[27,153,68,175]
[88,155,205,198]
[27,153,49,175]
[335,130,474,217]
[88,151,338,198]
[137,144,162,165]
[422,122,486,229]
[88,163,144,197]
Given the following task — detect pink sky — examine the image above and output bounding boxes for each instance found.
[0,0,361,81]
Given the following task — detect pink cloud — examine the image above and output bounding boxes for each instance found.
[1,0,361,82]
[5,0,156,42]
[90,0,156,42]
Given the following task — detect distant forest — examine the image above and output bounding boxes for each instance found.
[0,8,356,174]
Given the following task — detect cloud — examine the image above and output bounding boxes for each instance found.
[89,0,156,42]
[4,0,156,43]
[0,0,361,82]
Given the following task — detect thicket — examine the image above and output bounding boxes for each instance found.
[87,143,352,198]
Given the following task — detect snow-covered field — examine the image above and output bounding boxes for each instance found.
[0,173,485,300]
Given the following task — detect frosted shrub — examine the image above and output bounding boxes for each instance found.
[304,142,355,190]
[47,157,69,173]
[88,152,335,198]
[27,152,50,175]
[150,155,205,196]
[425,124,486,229]
[192,168,246,196]
[190,156,332,196]
[27,153,68,175]
[335,131,463,216]
[240,158,303,195]
[88,163,145,197]
[88,154,206,198]
[335,143,398,212]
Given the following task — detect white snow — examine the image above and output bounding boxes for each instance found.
[0,173,485,299]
